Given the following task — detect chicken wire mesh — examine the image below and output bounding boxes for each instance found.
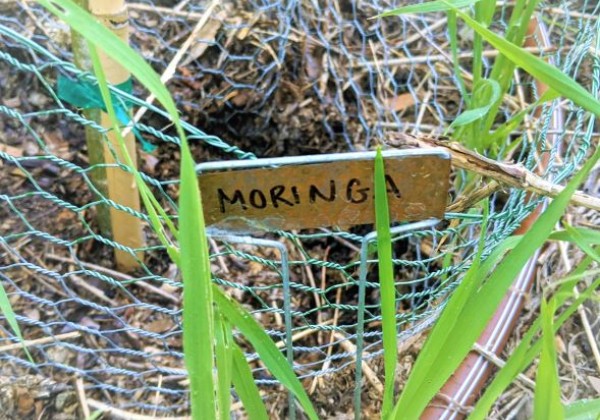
[0,0,599,416]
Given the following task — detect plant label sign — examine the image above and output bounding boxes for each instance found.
[197,149,450,232]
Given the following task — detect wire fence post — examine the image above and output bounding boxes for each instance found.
[209,234,296,419]
[353,219,440,419]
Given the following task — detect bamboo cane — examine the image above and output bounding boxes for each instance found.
[72,0,144,272]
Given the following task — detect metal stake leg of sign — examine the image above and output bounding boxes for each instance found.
[353,218,440,419]
[208,234,297,420]
[198,149,450,418]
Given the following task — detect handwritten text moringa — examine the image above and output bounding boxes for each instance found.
[217,175,401,213]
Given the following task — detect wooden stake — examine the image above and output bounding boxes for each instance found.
[72,0,144,271]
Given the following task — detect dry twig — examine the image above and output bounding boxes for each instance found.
[0,331,80,353]
[87,399,190,420]
[389,133,600,212]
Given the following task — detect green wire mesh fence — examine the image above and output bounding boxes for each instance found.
[1,0,599,416]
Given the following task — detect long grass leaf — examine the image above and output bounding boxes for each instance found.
[562,225,600,264]
[456,78,501,149]
[393,125,600,416]
[391,201,489,418]
[564,398,600,420]
[469,251,600,419]
[374,147,396,417]
[0,279,33,362]
[550,227,600,247]
[378,0,480,16]
[87,41,216,417]
[213,286,318,420]
[451,79,501,132]
[232,343,269,420]
[215,312,233,419]
[41,1,217,416]
[178,124,216,418]
[482,0,542,133]
[534,298,564,420]
[38,2,317,419]
[447,10,469,105]
[484,89,560,148]
[472,4,485,86]
[449,3,600,118]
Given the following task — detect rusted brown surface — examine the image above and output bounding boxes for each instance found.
[199,154,450,231]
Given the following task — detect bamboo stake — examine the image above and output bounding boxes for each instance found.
[72,0,144,271]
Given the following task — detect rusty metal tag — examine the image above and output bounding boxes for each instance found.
[197,149,450,232]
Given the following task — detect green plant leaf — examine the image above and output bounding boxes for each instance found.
[85,410,105,420]
[564,398,600,420]
[39,1,218,416]
[378,0,480,16]
[449,2,600,118]
[561,225,600,264]
[88,42,215,417]
[469,250,600,419]
[481,0,542,134]
[0,279,33,362]
[214,286,318,420]
[374,147,396,417]
[484,89,560,148]
[534,298,564,420]
[451,79,502,149]
[391,200,489,418]
[215,311,234,420]
[448,10,469,105]
[178,116,216,418]
[85,38,216,417]
[550,227,600,246]
[232,343,269,420]
[393,107,600,417]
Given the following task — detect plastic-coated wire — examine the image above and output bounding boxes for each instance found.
[0,0,597,416]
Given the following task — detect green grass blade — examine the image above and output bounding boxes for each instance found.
[564,398,600,420]
[393,127,600,416]
[454,79,501,149]
[534,298,564,420]
[213,286,318,420]
[41,1,217,416]
[448,10,469,105]
[477,234,520,275]
[378,0,480,16]
[85,410,104,420]
[561,224,600,264]
[178,123,216,418]
[550,227,600,245]
[374,147,396,417]
[0,280,33,362]
[449,3,600,117]
[472,4,485,86]
[479,0,496,26]
[481,0,542,133]
[469,253,600,419]
[87,42,216,417]
[38,2,317,419]
[484,89,560,148]
[231,343,269,420]
[450,79,500,131]
[391,200,489,418]
[215,312,233,419]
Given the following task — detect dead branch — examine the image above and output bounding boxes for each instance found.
[388,133,600,212]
